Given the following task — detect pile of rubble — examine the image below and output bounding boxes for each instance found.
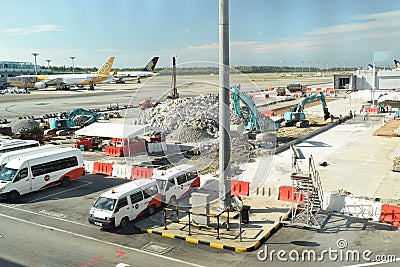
[136,94,244,142]
[10,119,40,134]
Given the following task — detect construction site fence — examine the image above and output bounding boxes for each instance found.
[163,205,230,240]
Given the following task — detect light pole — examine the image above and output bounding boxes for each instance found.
[70,56,76,74]
[46,59,52,69]
[31,52,39,75]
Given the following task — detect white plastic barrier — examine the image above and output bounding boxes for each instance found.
[84,160,95,174]
[147,142,167,153]
[342,197,382,221]
[111,164,132,179]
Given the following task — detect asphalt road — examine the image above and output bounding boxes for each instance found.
[1,174,399,267]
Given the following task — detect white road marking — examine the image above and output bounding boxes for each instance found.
[0,203,96,228]
[28,180,93,203]
[0,213,205,267]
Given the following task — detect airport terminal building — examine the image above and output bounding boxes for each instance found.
[0,61,51,88]
[334,68,400,90]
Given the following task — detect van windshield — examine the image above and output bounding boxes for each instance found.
[0,167,17,181]
[93,197,116,211]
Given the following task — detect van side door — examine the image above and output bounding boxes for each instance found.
[142,185,158,209]
[114,197,130,227]
[175,173,188,199]
[13,167,30,195]
[129,191,144,219]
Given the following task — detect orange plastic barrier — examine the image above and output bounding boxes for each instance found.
[278,186,304,203]
[366,107,378,114]
[92,162,114,176]
[380,204,400,226]
[105,146,124,157]
[131,166,154,179]
[260,110,275,117]
[269,87,275,91]
[230,180,250,197]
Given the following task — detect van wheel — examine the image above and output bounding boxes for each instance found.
[148,204,156,215]
[8,191,20,203]
[169,196,177,205]
[60,177,70,187]
[119,217,129,228]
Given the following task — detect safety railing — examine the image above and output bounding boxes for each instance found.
[163,204,230,240]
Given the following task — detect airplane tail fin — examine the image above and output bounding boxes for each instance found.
[394,60,400,68]
[142,56,159,71]
[113,70,118,76]
[95,57,115,76]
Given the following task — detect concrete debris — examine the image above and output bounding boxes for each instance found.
[137,94,244,138]
[167,122,214,143]
[392,156,400,172]
[10,119,40,134]
[331,189,352,196]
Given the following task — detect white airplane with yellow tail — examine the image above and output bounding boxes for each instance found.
[9,56,115,90]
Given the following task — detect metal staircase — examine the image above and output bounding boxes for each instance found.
[284,146,324,229]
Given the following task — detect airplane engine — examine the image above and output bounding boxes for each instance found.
[34,82,47,89]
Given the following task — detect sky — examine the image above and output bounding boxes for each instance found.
[1,0,400,69]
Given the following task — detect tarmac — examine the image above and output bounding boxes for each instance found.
[135,196,291,252]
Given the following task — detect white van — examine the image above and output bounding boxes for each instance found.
[88,179,162,228]
[0,147,85,202]
[0,139,39,154]
[152,164,200,204]
[0,144,61,170]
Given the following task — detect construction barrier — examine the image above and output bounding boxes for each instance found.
[278,186,304,204]
[112,164,132,179]
[230,180,250,197]
[92,162,114,176]
[343,197,382,221]
[84,160,95,174]
[380,204,400,226]
[105,146,124,157]
[131,166,154,179]
[366,107,379,114]
[147,142,167,154]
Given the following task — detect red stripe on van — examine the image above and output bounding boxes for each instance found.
[40,167,85,189]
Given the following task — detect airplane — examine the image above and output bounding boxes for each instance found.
[8,57,115,90]
[394,60,400,69]
[113,56,159,83]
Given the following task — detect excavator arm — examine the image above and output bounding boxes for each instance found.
[231,85,264,132]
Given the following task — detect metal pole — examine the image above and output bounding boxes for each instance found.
[31,53,39,76]
[218,0,231,211]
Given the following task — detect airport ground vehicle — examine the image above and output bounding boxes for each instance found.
[286,83,304,92]
[0,147,85,202]
[0,139,39,154]
[151,164,200,204]
[282,91,330,128]
[0,144,61,170]
[88,179,162,228]
[49,108,102,129]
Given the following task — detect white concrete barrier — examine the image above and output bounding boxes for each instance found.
[342,197,382,221]
[147,142,167,153]
[84,160,95,174]
[111,164,132,179]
